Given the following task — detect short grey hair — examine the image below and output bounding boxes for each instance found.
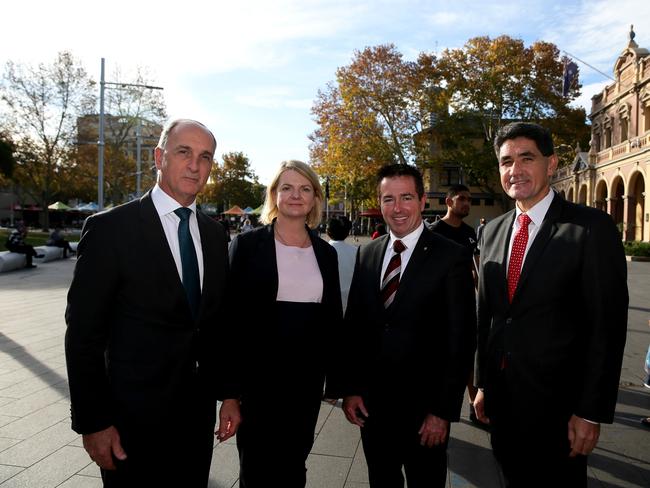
[156,118,217,152]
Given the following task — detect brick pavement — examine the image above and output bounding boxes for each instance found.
[0,250,648,487]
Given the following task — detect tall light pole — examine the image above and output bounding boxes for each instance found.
[98,58,163,210]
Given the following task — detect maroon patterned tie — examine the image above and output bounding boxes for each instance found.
[507,213,532,303]
[381,240,406,308]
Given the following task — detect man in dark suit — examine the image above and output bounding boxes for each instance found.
[337,164,476,487]
[65,119,241,487]
[474,122,628,487]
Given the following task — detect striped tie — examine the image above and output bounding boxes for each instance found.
[381,239,406,308]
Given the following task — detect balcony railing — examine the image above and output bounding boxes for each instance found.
[596,133,650,163]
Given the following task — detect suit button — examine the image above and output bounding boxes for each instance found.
[505,318,512,325]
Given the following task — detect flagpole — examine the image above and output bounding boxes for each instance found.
[562,50,615,82]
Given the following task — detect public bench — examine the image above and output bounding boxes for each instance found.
[0,241,79,272]
[0,251,27,272]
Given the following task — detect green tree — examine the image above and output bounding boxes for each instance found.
[430,35,590,205]
[201,152,264,211]
[309,45,425,215]
[0,134,15,179]
[0,51,95,229]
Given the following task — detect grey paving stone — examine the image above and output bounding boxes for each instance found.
[56,474,103,488]
[0,465,23,484]
[346,443,369,484]
[0,387,67,418]
[0,367,68,400]
[76,461,100,478]
[312,406,360,458]
[0,438,21,453]
[0,445,89,488]
[208,441,239,488]
[0,417,19,429]
[0,402,69,440]
[306,452,352,488]
[0,420,78,467]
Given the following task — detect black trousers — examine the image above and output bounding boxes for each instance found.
[488,373,588,488]
[7,244,36,266]
[236,393,322,488]
[360,412,449,488]
[100,407,216,488]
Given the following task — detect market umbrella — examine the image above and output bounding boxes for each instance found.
[48,201,71,210]
[250,204,264,215]
[223,205,244,215]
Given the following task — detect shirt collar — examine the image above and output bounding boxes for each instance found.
[515,188,555,228]
[388,221,425,251]
[151,184,197,218]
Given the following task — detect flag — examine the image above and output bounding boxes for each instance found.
[562,60,578,97]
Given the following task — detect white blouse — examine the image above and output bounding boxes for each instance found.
[275,240,323,303]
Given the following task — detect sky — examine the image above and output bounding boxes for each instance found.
[2,0,649,185]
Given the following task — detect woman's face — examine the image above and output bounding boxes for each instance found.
[275,169,315,220]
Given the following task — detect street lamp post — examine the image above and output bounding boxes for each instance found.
[98,58,163,210]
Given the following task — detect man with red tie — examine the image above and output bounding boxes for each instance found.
[474,122,628,487]
[331,164,476,487]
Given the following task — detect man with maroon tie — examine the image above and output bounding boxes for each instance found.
[331,164,476,487]
[474,122,628,487]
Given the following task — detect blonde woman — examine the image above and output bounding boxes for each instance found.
[227,160,343,487]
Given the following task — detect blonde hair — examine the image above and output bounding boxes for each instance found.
[260,160,323,229]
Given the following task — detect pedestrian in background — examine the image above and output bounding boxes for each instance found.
[326,217,358,314]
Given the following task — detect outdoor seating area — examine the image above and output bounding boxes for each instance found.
[0,242,78,273]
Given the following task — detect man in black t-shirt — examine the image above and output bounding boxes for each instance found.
[430,184,486,427]
[429,184,477,255]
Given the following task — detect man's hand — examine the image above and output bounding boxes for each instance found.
[568,415,600,457]
[418,414,449,447]
[342,395,369,427]
[473,389,490,424]
[216,399,241,443]
[82,426,127,470]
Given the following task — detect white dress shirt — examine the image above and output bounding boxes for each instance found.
[506,189,555,271]
[151,184,205,288]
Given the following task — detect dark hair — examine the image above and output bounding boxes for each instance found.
[446,184,470,199]
[326,218,350,241]
[376,164,424,199]
[494,122,555,157]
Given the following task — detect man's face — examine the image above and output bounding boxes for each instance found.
[379,175,425,238]
[498,136,557,212]
[447,191,471,219]
[154,121,215,206]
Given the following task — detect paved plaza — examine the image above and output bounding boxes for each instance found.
[0,245,649,487]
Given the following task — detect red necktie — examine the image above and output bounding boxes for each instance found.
[381,240,406,308]
[507,213,531,303]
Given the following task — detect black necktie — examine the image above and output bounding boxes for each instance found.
[174,207,200,318]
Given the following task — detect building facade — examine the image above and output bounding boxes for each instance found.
[552,27,649,242]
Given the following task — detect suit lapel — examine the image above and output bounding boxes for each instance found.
[370,235,390,296]
[514,195,562,301]
[391,229,434,311]
[139,192,184,290]
[138,191,194,321]
[197,210,216,319]
[493,211,516,305]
